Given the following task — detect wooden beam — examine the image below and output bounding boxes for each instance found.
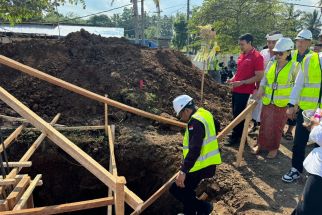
[115,177,126,215]
[0,197,114,215]
[0,124,25,153]
[1,162,32,168]
[0,87,142,209]
[6,175,30,210]
[236,112,252,166]
[107,125,116,215]
[0,179,16,186]
[0,55,186,128]
[1,125,105,132]
[131,173,178,215]
[217,101,257,141]
[104,94,109,135]
[13,174,42,210]
[0,114,65,127]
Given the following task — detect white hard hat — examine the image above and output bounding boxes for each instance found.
[295,29,313,40]
[266,33,283,41]
[273,38,294,52]
[173,95,193,116]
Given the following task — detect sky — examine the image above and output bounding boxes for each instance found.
[58,0,320,19]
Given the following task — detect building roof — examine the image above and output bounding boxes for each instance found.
[0,23,124,38]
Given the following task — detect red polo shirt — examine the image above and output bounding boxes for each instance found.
[232,48,264,94]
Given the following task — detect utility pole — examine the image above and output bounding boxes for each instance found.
[141,0,145,46]
[133,0,139,44]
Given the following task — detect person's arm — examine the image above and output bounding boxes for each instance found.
[289,66,304,105]
[180,119,205,173]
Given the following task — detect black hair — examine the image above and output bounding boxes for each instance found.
[239,33,254,44]
[286,52,292,61]
[268,30,281,36]
[183,100,195,111]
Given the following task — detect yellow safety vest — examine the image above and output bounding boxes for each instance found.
[262,60,297,107]
[299,52,322,110]
[183,108,221,173]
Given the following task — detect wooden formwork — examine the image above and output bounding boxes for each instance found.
[0,55,257,214]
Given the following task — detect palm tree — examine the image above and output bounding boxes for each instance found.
[301,9,322,39]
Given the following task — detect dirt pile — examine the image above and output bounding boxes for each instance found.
[0,29,231,126]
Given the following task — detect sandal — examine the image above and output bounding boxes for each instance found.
[283,131,293,141]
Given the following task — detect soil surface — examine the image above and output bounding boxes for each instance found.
[0,31,308,214]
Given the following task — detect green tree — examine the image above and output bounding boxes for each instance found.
[87,15,113,26]
[0,0,85,24]
[278,4,302,38]
[172,13,188,50]
[301,9,322,39]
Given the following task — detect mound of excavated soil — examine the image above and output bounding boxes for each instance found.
[0,29,231,127]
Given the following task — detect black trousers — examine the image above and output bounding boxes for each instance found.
[287,118,297,126]
[169,167,216,215]
[292,109,310,173]
[292,174,322,215]
[232,92,250,139]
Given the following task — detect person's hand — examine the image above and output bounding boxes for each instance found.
[286,107,296,120]
[175,171,186,188]
[304,116,321,130]
[226,78,233,83]
[230,81,244,88]
[254,88,264,100]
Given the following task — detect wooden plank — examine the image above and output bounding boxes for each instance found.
[115,177,126,215]
[107,125,116,215]
[0,175,43,186]
[13,174,42,210]
[0,200,9,211]
[0,114,65,127]
[0,55,186,128]
[6,175,30,210]
[131,173,178,215]
[1,162,32,168]
[0,87,142,209]
[1,114,60,192]
[104,94,109,135]
[217,101,257,141]
[0,197,114,215]
[0,124,25,153]
[1,125,105,132]
[0,179,16,186]
[236,112,252,166]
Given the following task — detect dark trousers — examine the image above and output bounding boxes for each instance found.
[287,118,297,126]
[232,92,250,139]
[292,109,310,173]
[292,174,322,215]
[169,168,215,215]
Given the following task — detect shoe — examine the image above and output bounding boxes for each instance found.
[197,201,213,215]
[282,167,300,183]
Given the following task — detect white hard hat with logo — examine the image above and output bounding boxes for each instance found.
[295,29,313,40]
[173,95,193,116]
[273,38,294,52]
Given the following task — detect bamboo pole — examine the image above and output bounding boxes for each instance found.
[0,55,186,128]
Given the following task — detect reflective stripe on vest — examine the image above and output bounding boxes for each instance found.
[182,108,221,172]
[299,53,322,110]
[262,61,297,107]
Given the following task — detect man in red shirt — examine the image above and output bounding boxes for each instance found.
[226,33,264,145]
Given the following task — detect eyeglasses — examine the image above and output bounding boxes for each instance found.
[274,52,285,56]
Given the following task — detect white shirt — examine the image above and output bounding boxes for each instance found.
[289,52,322,105]
[303,123,322,177]
[260,49,274,68]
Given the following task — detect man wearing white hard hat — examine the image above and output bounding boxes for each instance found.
[283,29,322,183]
[292,118,322,214]
[284,29,314,141]
[250,31,284,133]
[170,95,221,215]
[253,38,298,158]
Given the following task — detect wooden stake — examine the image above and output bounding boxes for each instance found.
[236,112,252,166]
[115,177,126,215]
[0,55,185,128]
[105,94,109,135]
[1,162,32,168]
[0,124,25,153]
[200,60,207,103]
[0,87,142,209]
[107,125,116,215]
[13,174,42,210]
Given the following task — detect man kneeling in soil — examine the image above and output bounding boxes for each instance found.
[170,95,222,214]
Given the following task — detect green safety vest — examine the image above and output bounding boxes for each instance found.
[291,50,313,63]
[183,108,221,173]
[299,52,322,110]
[207,56,220,71]
[262,60,297,108]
